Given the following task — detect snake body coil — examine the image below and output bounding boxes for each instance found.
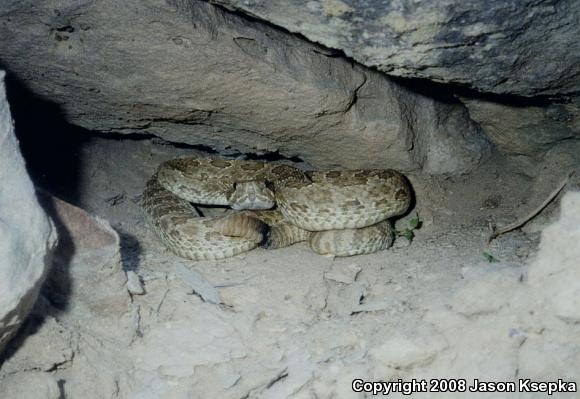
[141,157,411,260]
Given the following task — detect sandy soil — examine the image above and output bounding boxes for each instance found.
[2,134,578,399]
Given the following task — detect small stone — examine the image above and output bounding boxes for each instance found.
[324,263,361,284]
[369,337,438,369]
[126,271,145,295]
[222,372,241,389]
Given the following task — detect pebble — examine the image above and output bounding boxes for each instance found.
[126,271,145,295]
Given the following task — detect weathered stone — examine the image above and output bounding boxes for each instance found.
[516,191,580,381]
[528,191,580,324]
[461,96,580,156]
[0,0,490,174]
[0,71,57,354]
[369,336,441,370]
[413,95,491,174]
[38,193,129,320]
[212,0,580,97]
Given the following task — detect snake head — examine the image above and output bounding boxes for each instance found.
[229,180,276,210]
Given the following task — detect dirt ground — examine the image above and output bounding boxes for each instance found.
[1,134,578,399]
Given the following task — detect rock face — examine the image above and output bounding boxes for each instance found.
[0,71,57,354]
[0,0,490,174]
[461,97,580,156]
[528,191,580,324]
[518,191,580,380]
[424,190,580,385]
[460,95,580,174]
[212,0,580,97]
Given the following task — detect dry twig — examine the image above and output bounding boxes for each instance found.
[487,170,575,243]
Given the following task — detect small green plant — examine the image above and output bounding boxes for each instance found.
[396,213,422,242]
[482,251,499,263]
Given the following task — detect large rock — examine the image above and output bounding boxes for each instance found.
[38,194,129,319]
[528,191,580,324]
[459,95,580,177]
[461,96,580,156]
[0,71,57,354]
[518,191,580,381]
[423,191,580,385]
[1,194,131,399]
[0,0,490,174]
[213,0,580,97]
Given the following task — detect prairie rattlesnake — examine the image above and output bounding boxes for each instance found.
[141,157,411,260]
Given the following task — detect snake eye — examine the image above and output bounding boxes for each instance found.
[232,182,238,190]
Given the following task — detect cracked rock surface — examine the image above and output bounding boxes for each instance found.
[212,0,580,97]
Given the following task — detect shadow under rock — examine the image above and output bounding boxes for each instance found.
[119,232,143,272]
[36,192,76,312]
[2,67,88,204]
[0,313,49,368]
